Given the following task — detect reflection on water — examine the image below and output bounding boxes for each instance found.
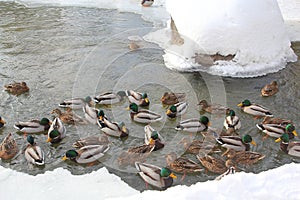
[0,2,299,191]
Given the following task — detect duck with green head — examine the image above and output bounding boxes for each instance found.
[25,135,44,165]
[14,118,51,133]
[59,96,92,110]
[275,133,300,157]
[96,109,109,128]
[216,134,256,153]
[144,125,164,151]
[175,116,210,133]
[237,99,273,117]
[256,123,297,139]
[0,116,6,128]
[100,118,129,138]
[224,110,241,132]
[127,103,162,124]
[126,90,150,107]
[47,117,66,144]
[166,102,188,118]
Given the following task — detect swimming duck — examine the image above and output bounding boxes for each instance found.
[72,135,110,148]
[96,110,109,128]
[4,81,29,95]
[62,144,110,164]
[224,149,265,165]
[198,100,230,115]
[141,0,154,7]
[166,102,188,118]
[262,116,292,126]
[118,151,150,166]
[127,103,162,124]
[51,108,87,125]
[59,96,92,110]
[179,137,221,154]
[261,81,278,97]
[237,99,273,118]
[25,135,44,166]
[160,92,186,105]
[215,134,256,153]
[83,104,100,125]
[144,125,164,151]
[100,118,129,138]
[14,118,51,133]
[0,133,18,160]
[256,123,298,139]
[47,117,66,144]
[93,91,126,105]
[223,110,241,132]
[196,155,232,174]
[126,90,150,107]
[135,162,177,190]
[275,133,300,157]
[0,116,6,128]
[128,144,155,154]
[175,116,210,133]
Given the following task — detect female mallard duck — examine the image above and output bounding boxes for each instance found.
[126,90,150,107]
[224,110,241,132]
[196,155,232,174]
[47,117,66,144]
[144,125,164,151]
[161,92,186,105]
[198,100,230,115]
[275,133,300,157]
[51,108,87,125]
[93,91,126,105]
[135,162,177,190]
[175,116,210,133]
[128,144,155,154]
[72,135,110,148]
[261,81,278,97]
[256,123,297,139]
[166,102,188,118]
[127,103,162,124]
[224,149,265,165]
[100,118,129,138]
[0,133,18,160]
[14,118,51,133]
[25,135,44,166]
[4,81,29,95]
[179,137,221,154]
[0,116,6,128]
[215,134,256,154]
[237,99,273,118]
[262,116,292,126]
[141,0,154,7]
[62,144,110,164]
[59,96,92,110]
[83,104,100,125]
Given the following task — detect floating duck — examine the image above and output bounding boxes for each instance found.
[135,162,177,190]
[179,137,220,154]
[141,0,154,7]
[93,91,126,105]
[47,117,66,144]
[0,116,6,128]
[100,118,129,138]
[224,110,241,132]
[215,134,256,153]
[25,135,44,166]
[237,99,273,117]
[144,125,164,151]
[128,144,155,154]
[59,96,92,110]
[126,90,150,107]
[275,133,300,157]
[166,102,188,118]
[118,151,149,166]
[72,135,110,148]
[224,149,265,165]
[261,81,278,97]
[160,92,186,105]
[256,123,297,139]
[14,118,51,134]
[127,103,162,124]
[0,133,18,160]
[175,116,210,133]
[83,104,100,125]
[50,108,87,125]
[196,155,233,174]
[198,100,230,115]
[4,81,29,95]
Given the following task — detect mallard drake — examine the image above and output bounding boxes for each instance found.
[196,155,232,174]
[62,144,110,164]
[83,104,100,125]
[135,162,177,190]
[96,110,109,128]
[224,149,265,165]
[59,96,92,110]
[175,116,210,133]
[275,133,300,157]
[126,90,150,107]
[166,102,188,118]
[0,116,6,128]
[25,135,44,166]
[72,135,110,148]
[14,118,51,133]
[127,103,162,124]
[93,91,126,105]
[100,118,129,138]
[261,81,278,97]
[256,123,297,139]
[144,125,164,151]
[0,133,18,160]
[215,134,256,153]
[237,99,273,117]
[262,116,292,126]
[141,0,154,7]
[224,110,241,132]
[179,137,221,154]
[198,100,230,115]
[51,108,87,125]
[4,81,29,95]
[160,92,186,105]
[47,117,66,144]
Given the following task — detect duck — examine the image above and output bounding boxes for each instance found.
[179,137,221,154]
[141,0,154,7]
[144,125,164,151]
[72,135,110,148]
[62,144,110,164]
[166,102,188,118]
[215,134,256,154]
[14,118,51,134]
[160,92,186,105]
[135,162,177,190]
[261,81,278,97]
[96,110,109,128]
[47,117,66,144]
[237,99,273,118]
[224,149,265,165]
[118,151,150,166]
[0,116,6,128]
[4,81,29,95]
[59,96,92,110]
[50,108,87,125]
[223,110,241,132]
[0,133,18,160]
[256,123,297,139]
[93,91,126,105]
[100,118,129,138]
[24,135,44,166]
[127,103,162,124]
[128,144,155,154]
[125,90,150,107]
[175,116,210,133]
[262,116,292,126]
[275,133,300,157]
[83,103,100,125]
[198,100,230,115]
[197,155,232,174]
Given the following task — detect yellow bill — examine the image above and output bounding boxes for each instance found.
[0,119,6,124]
[166,110,172,115]
[293,130,298,136]
[237,103,243,107]
[275,138,281,143]
[169,173,177,179]
[46,137,51,143]
[251,141,257,146]
[62,156,67,161]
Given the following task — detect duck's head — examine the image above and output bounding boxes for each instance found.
[228,110,235,116]
[200,116,210,126]
[149,131,159,145]
[0,116,6,127]
[166,105,177,115]
[127,103,138,112]
[286,124,297,136]
[27,135,35,145]
[237,99,251,107]
[62,150,78,161]
[85,96,92,104]
[142,93,149,103]
[98,110,105,121]
[47,130,60,143]
[198,100,208,107]
[275,133,289,143]
[160,167,177,179]
[40,118,51,125]
[242,134,256,145]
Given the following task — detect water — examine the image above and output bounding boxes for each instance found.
[0,1,300,191]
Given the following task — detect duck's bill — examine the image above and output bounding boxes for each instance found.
[207,122,212,126]
[62,156,67,161]
[293,130,298,136]
[99,116,103,121]
[169,173,177,179]
[275,138,281,142]
[149,138,155,145]
[166,110,172,115]
[0,119,6,124]
[145,98,149,103]
[46,137,51,143]
[126,107,130,110]
[251,141,257,146]
[237,103,243,107]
